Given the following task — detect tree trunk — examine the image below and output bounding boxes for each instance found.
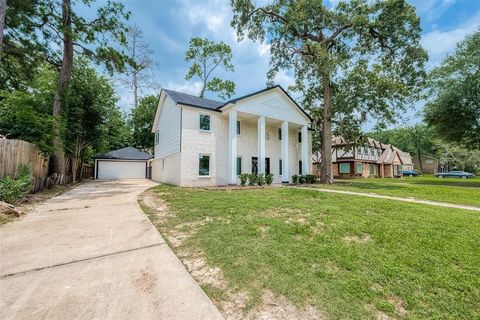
[417,152,423,172]
[51,0,73,175]
[0,0,6,51]
[320,76,333,184]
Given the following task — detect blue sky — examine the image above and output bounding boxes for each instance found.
[107,0,480,128]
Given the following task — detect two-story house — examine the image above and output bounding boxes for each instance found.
[151,85,312,187]
[327,137,413,178]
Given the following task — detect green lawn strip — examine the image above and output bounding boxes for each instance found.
[315,179,480,207]
[147,185,480,320]
[354,175,480,188]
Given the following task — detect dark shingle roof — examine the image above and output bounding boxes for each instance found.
[94,147,152,160]
[163,89,223,111]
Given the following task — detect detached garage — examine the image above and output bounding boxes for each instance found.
[94,147,153,180]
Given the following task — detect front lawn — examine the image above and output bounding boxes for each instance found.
[141,185,480,320]
[313,176,480,207]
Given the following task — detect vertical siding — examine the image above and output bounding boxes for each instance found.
[154,96,181,158]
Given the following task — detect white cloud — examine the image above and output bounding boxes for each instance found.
[166,80,204,96]
[179,0,230,34]
[421,10,480,67]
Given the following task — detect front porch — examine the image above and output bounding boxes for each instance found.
[226,111,310,184]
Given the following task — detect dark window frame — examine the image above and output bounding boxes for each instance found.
[199,114,211,131]
[199,154,210,176]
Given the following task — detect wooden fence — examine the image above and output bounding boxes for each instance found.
[0,138,48,179]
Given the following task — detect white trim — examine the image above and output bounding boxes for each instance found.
[281,121,289,182]
[229,110,238,184]
[258,116,266,175]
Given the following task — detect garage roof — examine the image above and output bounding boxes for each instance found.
[94,147,152,160]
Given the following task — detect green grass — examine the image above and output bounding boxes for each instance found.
[312,175,480,207]
[145,185,480,319]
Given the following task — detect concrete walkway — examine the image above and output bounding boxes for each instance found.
[0,180,223,320]
[295,186,480,212]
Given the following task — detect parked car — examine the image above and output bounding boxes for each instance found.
[435,171,476,179]
[402,170,420,177]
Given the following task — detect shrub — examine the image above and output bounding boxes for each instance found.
[298,175,306,184]
[305,174,317,184]
[292,174,299,184]
[248,173,258,186]
[239,173,249,186]
[257,173,265,186]
[0,165,32,204]
[265,173,274,185]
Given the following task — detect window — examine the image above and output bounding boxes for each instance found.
[279,159,282,175]
[356,163,363,174]
[364,147,368,154]
[237,121,241,135]
[199,155,210,176]
[298,132,302,143]
[278,128,282,140]
[339,163,350,174]
[357,147,362,155]
[155,132,159,145]
[370,164,375,175]
[237,157,242,175]
[377,149,381,156]
[199,114,210,131]
[299,161,302,175]
[370,148,375,156]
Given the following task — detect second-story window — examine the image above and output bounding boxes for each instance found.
[357,147,362,155]
[200,114,210,131]
[370,148,375,156]
[155,132,159,145]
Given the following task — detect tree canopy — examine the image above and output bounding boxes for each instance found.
[231,0,428,183]
[424,30,480,149]
[185,37,236,100]
[130,95,158,152]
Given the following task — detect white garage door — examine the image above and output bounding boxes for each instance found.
[97,160,147,179]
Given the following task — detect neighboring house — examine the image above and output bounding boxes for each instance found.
[315,136,413,178]
[94,147,153,180]
[151,85,312,187]
[412,155,439,174]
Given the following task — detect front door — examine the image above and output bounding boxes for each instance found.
[251,157,270,175]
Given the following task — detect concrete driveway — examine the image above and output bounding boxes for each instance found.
[0,180,223,320]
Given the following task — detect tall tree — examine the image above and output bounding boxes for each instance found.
[130,95,157,152]
[0,0,5,50]
[424,30,480,149]
[3,0,131,176]
[119,25,159,108]
[231,0,427,183]
[185,37,236,99]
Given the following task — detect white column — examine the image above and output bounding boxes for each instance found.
[258,116,266,174]
[281,121,289,182]
[301,125,309,175]
[228,110,237,184]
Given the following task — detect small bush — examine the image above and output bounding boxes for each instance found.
[305,174,317,184]
[257,173,265,186]
[239,173,249,186]
[248,173,258,186]
[299,175,306,184]
[265,173,274,185]
[292,175,299,184]
[0,165,32,204]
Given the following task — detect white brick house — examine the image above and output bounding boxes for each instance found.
[151,85,312,187]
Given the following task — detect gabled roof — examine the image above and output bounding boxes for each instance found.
[218,85,312,121]
[94,147,152,160]
[163,89,223,111]
[159,85,312,122]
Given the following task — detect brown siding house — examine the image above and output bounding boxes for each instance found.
[314,136,413,179]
